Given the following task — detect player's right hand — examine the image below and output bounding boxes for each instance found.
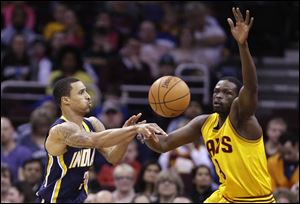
[136,123,167,143]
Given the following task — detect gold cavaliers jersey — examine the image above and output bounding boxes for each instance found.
[201,113,275,203]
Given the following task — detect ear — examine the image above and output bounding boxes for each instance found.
[61,96,71,105]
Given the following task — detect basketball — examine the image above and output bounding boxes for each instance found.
[148,76,191,118]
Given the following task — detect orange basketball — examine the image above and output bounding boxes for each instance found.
[148,76,191,118]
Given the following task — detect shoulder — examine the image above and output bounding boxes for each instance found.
[86,116,105,132]
[190,114,211,127]
[48,121,80,139]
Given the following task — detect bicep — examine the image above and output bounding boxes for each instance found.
[235,86,258,118]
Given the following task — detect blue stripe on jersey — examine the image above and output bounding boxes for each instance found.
[37,116,96,203]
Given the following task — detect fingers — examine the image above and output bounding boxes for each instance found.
[227,18,234,29]
[245,10,250,24]
[232,7,239,22]
[137,120,146,124]
[249,17,254,29]
[236,7,244,21]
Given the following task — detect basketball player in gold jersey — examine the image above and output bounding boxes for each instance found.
[144,8,275,203]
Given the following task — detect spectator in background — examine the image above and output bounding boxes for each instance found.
[2,1,36,29]
[94,11,121,52]
[84,27,116,92]
[112,163,136,203]
[173,196,193,203]
[106,1,138,37]
[94,190,114,203]
[190,165,217,203]
[47,45,98,107]
[184,2,226,69]
[110,37,153,86]
[1,5,36,46]
[18,158,43,194]
[2,184,25,203]
[29,37,52,84]
[19,108,53,164]
[97,140,141,190]
[1,164,13,202]
[135,161,161,202]
[273,187,298,203]
[63,9,84,48]
[43,3,67,40]
[48,30,67,61]
[122,140,142,178]
[138,20,162,78]
[153,170,184,203]
[167,100,203,133]
[157,54,176,78]
[268,132,299,191]
[265,117,287,158]
[1,33,32,81]
[132,194,151,203]
[1,117,32,182]
[98,99,125,129]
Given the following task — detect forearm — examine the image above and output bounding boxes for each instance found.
[238,42,258,91]
[145,135,169,153]
[65,126,137,149]
[104,142,131,165]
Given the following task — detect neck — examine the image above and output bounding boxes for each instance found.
[217,114,227,128]
[61,109,84,127]
[144,183,153,195]
[196,185,210,194]
[160,194,176,203]
[116,189,134,198]
[2,140,16,153]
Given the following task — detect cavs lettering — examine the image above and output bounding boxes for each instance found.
[206,136,233,157]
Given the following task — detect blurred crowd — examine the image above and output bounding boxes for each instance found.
[1,1,299,203]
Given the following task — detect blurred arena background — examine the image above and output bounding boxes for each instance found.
[1,1,299,203]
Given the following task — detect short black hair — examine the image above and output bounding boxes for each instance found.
[53,77,80,106]
[191,164,212,179]
[22,158,43,170]
[220,76,243,95]
[279,132,299,146]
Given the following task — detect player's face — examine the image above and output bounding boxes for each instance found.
[68,81,92,115]
[213,80,238,115]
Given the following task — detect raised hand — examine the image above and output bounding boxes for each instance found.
[123,113,146,127]
[227,7,254,45]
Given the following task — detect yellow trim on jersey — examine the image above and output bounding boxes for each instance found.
[227,117,262,144]
[82,121,90,194]
[201,114,213,134]
[51,155,68,203]
[60,115,68,122]
[44,154,53,187]
[82,121,91,132]
[223,194,276,203]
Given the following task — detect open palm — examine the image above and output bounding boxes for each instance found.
[227,7,254,45]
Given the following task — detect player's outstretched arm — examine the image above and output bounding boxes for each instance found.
[89,114,146,165]
[46,117,162,156]
[228,8,257,118]
[144,115,209,153]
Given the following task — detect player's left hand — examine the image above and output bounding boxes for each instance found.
[122,113,146,127]
[227,7,254,45]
